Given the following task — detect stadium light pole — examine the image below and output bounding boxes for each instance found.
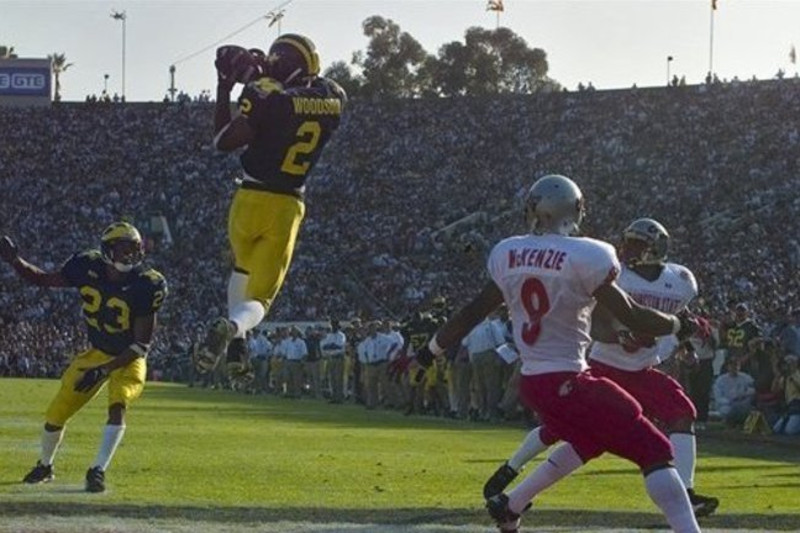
[666,56,673,86]
[266,9,285,35]
[111,10,127,100]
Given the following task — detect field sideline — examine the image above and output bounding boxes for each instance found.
[1,379,798,532]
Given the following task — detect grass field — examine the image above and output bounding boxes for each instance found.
[1,378,799,532]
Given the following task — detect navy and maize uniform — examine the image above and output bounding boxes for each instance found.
[230,76,346,311]
[45,250,168,427]
[402,313,443,386]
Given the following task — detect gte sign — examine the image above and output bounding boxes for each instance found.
[0,72,47,91]
[0,65,51,98]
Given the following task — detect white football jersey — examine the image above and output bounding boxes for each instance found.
[589,262,698,371]
[487,233,620,376]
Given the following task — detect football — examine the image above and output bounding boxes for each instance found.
[215,45,260,85]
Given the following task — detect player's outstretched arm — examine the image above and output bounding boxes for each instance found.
[418,281,504,367]
[0,236,68,288]
[594,281,695,340]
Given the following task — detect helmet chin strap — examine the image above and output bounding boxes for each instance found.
[112,262,136,273]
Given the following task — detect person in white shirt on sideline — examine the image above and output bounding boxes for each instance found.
[248,328,272,394]
[271,328,289,395]
[713,357,755,427]
[321,320,347,404]
[284,327,307,399]
[462,314,506,421]
[383,320,405,408]
[359,321,391,410]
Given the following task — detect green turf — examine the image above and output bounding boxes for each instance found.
[1,378,798,530]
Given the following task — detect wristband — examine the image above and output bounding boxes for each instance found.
[129,342,150,357]
[428,336,445,356]
[670,316,681,335]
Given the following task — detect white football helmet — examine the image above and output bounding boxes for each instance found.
[525,174,585,236]
[620,217,669,267]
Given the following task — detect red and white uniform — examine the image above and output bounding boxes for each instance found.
[590,263,698,371]
[588,262,699,425]
[487,233,673,466]
[487,234,620,376]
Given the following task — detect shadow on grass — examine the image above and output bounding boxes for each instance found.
[141,384,491,432]
[1,501,799,530]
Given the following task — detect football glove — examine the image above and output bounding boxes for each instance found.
[678,340,699,366]
[215,45,259,91]
[675,310,699,342]
[0,236,18,263]
[74,366,109,393]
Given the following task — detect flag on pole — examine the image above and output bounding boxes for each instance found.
[791,44,797,65]
[487,0,504,12]
[711,0,718,10]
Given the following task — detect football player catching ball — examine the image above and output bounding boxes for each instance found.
[196,34,346,378]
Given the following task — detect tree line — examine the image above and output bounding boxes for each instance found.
[1,16,558,102]
[323,16,559,98]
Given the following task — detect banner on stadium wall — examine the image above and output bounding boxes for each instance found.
[0,66,51,96]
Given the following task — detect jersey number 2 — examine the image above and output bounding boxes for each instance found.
[520,277,550,346]
[281,121,321,176]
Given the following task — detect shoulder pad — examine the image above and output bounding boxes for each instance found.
[140,268,167,289]
[247,77,284,97]
[80,249,103,261]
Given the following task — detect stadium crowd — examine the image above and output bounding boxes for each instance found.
[1,78,799,431]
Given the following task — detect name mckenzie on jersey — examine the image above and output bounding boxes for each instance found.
[508,247,567,271]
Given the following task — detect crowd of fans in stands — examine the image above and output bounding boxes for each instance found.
[1,78,798,432]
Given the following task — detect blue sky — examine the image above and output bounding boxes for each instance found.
[2,0,799,102]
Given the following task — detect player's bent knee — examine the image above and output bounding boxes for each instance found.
[641,461,675,477]
[621,418,673,469]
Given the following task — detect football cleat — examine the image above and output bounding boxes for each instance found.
[22,461,54,484]
[85,466,105,493]
[486,493,523,533]
[688,488,719,518]
[226,337,254,388]
[195,317,235,373]
[226,337,250,374]
[483,462,519,499]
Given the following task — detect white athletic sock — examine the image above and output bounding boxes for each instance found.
[508,426,548,472]
[644,467,700,533]
[92,425,126,471]
[670,432,696,490]
[227,271,249,339]
[40,428,64,465]
[229,301,265,336]
[507,443,583,514]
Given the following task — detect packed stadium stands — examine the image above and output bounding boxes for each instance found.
[1,78,799,384]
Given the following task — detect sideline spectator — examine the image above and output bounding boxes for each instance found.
[713,358,755,428]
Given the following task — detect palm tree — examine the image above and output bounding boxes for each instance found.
[0,45,17,58]
[49,53,74,102]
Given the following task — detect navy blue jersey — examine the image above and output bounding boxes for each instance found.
[236,76,346,197]
[60,250,167,356]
